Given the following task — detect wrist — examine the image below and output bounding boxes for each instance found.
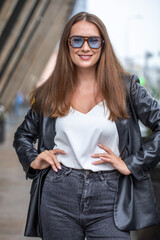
[30,160,36,169]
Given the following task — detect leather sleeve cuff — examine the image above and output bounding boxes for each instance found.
[124,156,149,181]
[26,167,41,180]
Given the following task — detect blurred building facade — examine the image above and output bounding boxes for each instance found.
[0,0,77,110]
[125,55,160,100]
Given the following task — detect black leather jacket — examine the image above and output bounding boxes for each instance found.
[13,75,160,232]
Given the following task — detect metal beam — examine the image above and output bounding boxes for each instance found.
[0,0,27,53]
[0,0,76,108]
[0,0,6,11]
[0,0,42,95]
[0,0,51,99]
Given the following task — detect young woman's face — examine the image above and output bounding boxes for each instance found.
[68,21,102,71]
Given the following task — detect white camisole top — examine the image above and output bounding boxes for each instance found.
[53,101,120,171]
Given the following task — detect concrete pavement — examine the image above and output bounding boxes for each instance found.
[0,111,40,240]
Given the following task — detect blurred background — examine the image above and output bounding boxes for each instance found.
[0,0,159,239]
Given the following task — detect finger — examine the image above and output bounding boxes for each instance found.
[41,151,58,172]
[98,144,112,154]
[46,152,59,172]
[52,149,66,154]
[47,151,61,170]
[92,160,106,165]
[92,156,112,165]
[38,161,50,170]
[100,157,112,163]
[51,154,62,170]
[39,151,54,165]
[91,153,108,158]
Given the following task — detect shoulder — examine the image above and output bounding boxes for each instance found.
[123,74,144,103]
[123,74,140,92]
[25,108,41,122]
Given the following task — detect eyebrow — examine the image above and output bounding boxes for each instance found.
[69,35,101,38]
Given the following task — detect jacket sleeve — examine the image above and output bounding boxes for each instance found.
[124,75,160,181]
[13,108,40,179]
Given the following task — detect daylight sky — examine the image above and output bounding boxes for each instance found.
[86,0,160,65]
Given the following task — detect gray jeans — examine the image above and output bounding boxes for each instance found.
[40,164,130,240]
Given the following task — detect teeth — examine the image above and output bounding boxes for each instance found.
[80,55,91,58]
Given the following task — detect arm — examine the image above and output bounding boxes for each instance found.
[124,75,160,181]
[13,108,66,179]
[13,108,40,179]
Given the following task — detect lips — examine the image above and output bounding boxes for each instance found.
[78,55,93,60]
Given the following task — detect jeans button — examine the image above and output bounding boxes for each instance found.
[85,170,89,175]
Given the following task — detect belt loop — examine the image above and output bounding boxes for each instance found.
[98,171,104,181]
[64,168,72,176]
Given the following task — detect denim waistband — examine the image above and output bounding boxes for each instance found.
[60,163,120,179]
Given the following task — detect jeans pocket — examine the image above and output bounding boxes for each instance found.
[45,168,65,183]
[45,167,72,183]
[104,175,119,192]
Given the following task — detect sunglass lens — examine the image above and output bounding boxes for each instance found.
[70,36,83,48]
[88,37,102,48]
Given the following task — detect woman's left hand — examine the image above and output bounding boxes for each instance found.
[91,144,131,175]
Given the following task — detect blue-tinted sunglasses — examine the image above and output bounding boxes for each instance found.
[68,35,104,49]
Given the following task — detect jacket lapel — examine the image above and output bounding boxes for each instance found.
[115,118,129,158]
[43,116,56,150]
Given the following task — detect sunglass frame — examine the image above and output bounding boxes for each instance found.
[68,35,104,49]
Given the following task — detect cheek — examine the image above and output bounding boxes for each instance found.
[93,50,102,62]
[69,47,77,62]
[97,51,101,59]
[70,51,75,62]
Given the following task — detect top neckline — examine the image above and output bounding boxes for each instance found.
[70,100,104,115]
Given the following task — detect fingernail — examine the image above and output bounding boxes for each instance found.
[90,154,94,157]
[55,168,58,172]
[58,165,62,169]
[98,144,102,146]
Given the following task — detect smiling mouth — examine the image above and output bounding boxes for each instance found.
[78,55,93,60]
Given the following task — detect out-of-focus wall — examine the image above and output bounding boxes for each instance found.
[0,0,76,110]
[87,0,160,101]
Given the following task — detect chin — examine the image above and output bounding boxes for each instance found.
[76,60,97,68]
[77,64,95,70]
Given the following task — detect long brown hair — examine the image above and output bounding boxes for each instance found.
[30,12,129,121]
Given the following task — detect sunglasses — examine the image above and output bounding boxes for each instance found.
[68,35,104,49]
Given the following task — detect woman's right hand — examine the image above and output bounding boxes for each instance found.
[30,149,66,172]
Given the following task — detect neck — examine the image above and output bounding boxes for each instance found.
[76,67,97,86]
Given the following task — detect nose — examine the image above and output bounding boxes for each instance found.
[81,40,90,51]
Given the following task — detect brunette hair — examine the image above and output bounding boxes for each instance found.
[30,12,129,121]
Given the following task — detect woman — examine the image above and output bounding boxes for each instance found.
[13,12,160,240]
